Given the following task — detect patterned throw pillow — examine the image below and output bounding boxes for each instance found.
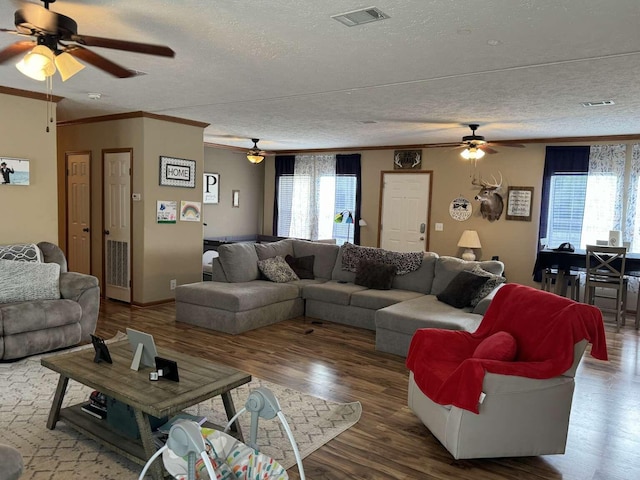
[0,259,60,303]
[257,256,299,283]
[469,266,506,307]
[0,243,42,262]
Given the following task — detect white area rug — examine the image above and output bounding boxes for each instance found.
[0,337,361,479]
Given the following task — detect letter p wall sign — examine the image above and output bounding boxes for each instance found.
[203,172,219,204]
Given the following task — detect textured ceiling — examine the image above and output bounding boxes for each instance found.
[1,0,640,151]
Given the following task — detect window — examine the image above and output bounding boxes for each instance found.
[540,144,639,252]
[274,154,361,245]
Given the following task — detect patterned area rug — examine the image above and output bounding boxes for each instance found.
[0,336,361,479]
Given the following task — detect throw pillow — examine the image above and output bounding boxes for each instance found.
[469,266,507,307]
[0,243,41,263]
[436,269,489,309]
[0,259,60,303]
[285,254,315,279]
[257,256,299,283]
[354,260,397,290]
[472,331,518,361]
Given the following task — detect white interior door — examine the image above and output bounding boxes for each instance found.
[380,172,432,252]
[104,150,131,302]
[66,152,91,274]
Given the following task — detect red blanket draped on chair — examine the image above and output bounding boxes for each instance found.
[406,283,608,413]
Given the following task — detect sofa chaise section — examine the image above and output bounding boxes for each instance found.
[175,280,302,334]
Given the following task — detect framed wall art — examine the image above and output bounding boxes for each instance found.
[203,172,219,204]
[159,156,196,188]
[506,186,534,221]
[393,150,422,169]
[232,190,240,208]
[1,157,30,186]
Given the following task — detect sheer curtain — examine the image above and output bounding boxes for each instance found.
[580,144,627,247]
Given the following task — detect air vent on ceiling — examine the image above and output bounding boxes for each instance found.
[581,100,615,107]
[331,7,390,27]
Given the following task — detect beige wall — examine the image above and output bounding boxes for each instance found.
[263,146,547,287]
[202,147,264,239]
[0,93,58,244]
[57,116,205,304]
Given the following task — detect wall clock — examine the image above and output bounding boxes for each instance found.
[449,196,472,221]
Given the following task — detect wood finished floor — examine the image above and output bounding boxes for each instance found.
[96,300,640,480]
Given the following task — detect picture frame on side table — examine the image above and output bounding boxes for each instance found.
[159,156,196,188]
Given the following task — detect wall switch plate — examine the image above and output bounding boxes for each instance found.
[435,223,444,231]
[170,279,176,290]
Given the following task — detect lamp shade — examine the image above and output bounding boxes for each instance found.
[246,153,264,164]
[457,230,482,249]
[16,45,56,81]
[55,51,85,81]
[461,147,485,160]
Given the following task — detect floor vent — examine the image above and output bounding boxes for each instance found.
[107,239,129,288]
[331,7,390,27]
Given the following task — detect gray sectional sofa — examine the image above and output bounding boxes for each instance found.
[175,239,505,356]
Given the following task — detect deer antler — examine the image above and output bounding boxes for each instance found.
[471,171,503,189]
[394,153,402,168]
[411,152,421,168]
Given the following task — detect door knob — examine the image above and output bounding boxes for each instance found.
[82,227,90,232]
[104,230,110,235]
[420,237,425,241]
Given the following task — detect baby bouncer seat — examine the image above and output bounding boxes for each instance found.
[139,387,305,480]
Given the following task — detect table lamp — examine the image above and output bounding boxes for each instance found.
[457,230,481,261]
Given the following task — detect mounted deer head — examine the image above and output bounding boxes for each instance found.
[472,172,504,222]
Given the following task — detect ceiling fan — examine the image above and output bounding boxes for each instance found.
[246,139,269,164]
[444,124,526,158]
[0,0,174,81]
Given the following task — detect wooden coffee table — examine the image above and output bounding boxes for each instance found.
[41,340,251,480]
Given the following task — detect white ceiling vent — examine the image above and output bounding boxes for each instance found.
[581,100,615,107]
[331,7,390,27]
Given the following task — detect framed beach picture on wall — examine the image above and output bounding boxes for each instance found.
[1,157,30,186]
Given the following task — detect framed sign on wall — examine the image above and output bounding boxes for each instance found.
[203,172,219,204]
[506,186,534,221]
[159,156,196,188]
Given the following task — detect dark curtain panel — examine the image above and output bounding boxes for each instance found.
[273,155,295,236]
[534,146,589,281]
[337,154,362,244]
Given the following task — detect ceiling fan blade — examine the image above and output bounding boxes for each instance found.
[69,34,174,57]
[481,146,499,154]
[65,45,135,78]
[0,40,34,64]
[499,143,526,148]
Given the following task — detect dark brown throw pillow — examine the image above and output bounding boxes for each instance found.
[436,269,490,309]
[354,260,397,290]
[285,254,315,279]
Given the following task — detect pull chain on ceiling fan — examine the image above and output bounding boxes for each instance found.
[0,0,175,82]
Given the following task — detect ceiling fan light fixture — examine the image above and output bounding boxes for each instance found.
[461,147,485,160]
[55,51,85,81]
[247,153,265,164]
[16,44,55,81]
[246,138,265,164]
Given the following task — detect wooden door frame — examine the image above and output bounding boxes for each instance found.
[64,151,92,273]
[377,170,433,250]
[102,148,134,301]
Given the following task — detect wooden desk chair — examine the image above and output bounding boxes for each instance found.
[541,268,581,301]
[584,245,628,332]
